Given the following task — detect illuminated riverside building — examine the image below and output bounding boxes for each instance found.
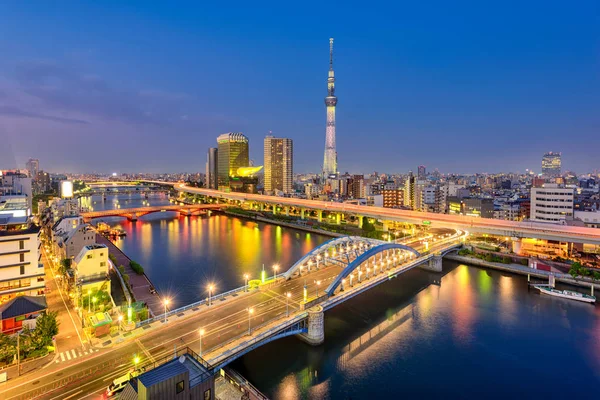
[322,38,338,179]
[217,133,249,191]
[264,135,293,195]
[542,152,561,177]
[530,184,573,224]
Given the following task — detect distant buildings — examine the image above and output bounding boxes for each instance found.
[541,152,561,177]
[417,165,426,180]
[26,158,39,180]
[530,184,573,223]
[264,135,293,195]
[205,147,218,189]
[448,197,494,218]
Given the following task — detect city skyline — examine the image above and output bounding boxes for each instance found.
[1,2,599,174]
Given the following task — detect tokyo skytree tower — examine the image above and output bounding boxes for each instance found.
[323,38,338,179]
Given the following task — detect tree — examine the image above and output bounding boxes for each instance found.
[59,258,72,276]
[0,333,17,364]
[33,311,59,348]
[569,262,582,279]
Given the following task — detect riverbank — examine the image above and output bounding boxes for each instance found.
[221,210,344,238]
[445,254,600,291]
[96,234,164,316]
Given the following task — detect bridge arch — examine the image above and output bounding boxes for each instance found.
[283,236,383,280]
[324,243,421,296]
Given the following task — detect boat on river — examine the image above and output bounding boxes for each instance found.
[534,285,596,303]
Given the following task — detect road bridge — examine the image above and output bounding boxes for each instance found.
[80,203,225,222]
[145,182,600,245]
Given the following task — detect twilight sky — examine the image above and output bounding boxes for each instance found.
[0,1,598,174]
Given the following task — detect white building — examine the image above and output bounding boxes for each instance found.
[0,197,44,304]
[530,184,574,223]
[574,210,600,228]
[52,216,96,260]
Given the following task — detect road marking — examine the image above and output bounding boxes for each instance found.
[65,351,71,361]
[60,352,65,362]
[71,349,77,359]
[136,339,155,363]
[61,389,82,400]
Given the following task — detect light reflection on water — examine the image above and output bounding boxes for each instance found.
[232,263,600,399]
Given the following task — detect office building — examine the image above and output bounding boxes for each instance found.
[264,136,293,194]
[448,197,494,218]
[0,196,44,305]
[382,189,403,208]
[542,152,561,177]
[403,173,415,209]
[26,159,39,180]
[217,133,249,190]
[530,184,574,223]
[205,148,218,189]
[417,165,426,180]
[1,171,33,211]
[348,175,365,199]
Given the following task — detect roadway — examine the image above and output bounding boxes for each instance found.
[161,183,600,245]
[0,231,455,400]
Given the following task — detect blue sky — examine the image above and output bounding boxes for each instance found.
[0,1,598,174]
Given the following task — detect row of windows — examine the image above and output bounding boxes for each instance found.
[535,198,572,202]
[534,191,572,196]
[0,276,44,291]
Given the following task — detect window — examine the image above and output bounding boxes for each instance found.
[20,253,25,262]
[20,265,25,275]
[19,240,24,250]
[204,389,211,400]
[100,262,106,267]
[176,380,184,394]
[87,255,92,259]
[100,253,104,256]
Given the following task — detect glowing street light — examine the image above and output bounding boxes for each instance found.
[247,307,254,335]
[163,298,170,324]
[208,284,215,306]
[92,296,98,313]
[133,355,140,369]
[244,274,249,292]
[341,278,346,291]
[316,280,322,297]
[199,328,205,356]
[286,292,291,316]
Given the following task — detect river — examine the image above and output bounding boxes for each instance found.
[81,194,600,398]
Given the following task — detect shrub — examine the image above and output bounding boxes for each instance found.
[129,260,144,275]
[520,258,529,266]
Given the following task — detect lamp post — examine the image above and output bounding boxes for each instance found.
[244,274,249,292]
[92,296,97,313]
[199,328,205,356]
[208,284,215,306]
[87,289,91,313]
[247,308,254,335]
[316,255,321,269]
[286,292,291,317]
[163,298,170,324]
[316,280,321,297]
[133,355,140,371]
[118,315,123,332]
[273,265,279,281]
[303,280,307,303]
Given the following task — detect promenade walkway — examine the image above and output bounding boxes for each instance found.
[95,234,163,316]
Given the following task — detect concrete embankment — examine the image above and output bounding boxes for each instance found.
[445,254,600,290]
[96,234,164,316]
[221,210,344,238]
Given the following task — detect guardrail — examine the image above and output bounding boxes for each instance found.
[108,260,133,305]
[135,284,252,328]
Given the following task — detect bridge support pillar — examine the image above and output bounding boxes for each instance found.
[420,255,443,272]
[297,305,324,346]
[335,213,341,225]
[512,238,522,255]
[130,212,138,222]
[285,206,290,217]
[273,206,277,215]
[300,208,305,219]
[357,215,364,229]
[317,210,323,223]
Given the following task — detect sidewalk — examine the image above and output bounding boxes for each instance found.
[96,234,163,316]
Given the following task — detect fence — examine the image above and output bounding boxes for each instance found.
[136,284,251,328]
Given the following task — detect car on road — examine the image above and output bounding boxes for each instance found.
[105,368,145,398]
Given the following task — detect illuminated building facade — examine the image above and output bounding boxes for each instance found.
[541,152,561,177]
[217,133,249,190]
[323,38,338,179]
[264,136,293,194]
[205,147,218,189]
[530,184,573,223]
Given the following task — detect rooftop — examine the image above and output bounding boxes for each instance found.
[0,295,47,318]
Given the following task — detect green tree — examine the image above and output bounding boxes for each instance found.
[58,258,71,276]
[0,333,17,364]
[33,311,59,348]
[569,262,582,279]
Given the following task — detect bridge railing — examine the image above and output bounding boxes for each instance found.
[135,284,252,328]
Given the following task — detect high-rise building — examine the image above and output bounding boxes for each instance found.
[541,152,561,177]
[403,173,415,209]
[217,133,249,190]
[417,165,426,180]
[26,158,39,180]
[322,38,338,179]
[205,148,218,189]
[348,175,365,199]
[530,184,573,223]
[264,135,293,194]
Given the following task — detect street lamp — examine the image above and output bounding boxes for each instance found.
[199,328,205,356]
[87,289,91,313]
[316,280,321,297]
[247,307,254,335]
[273,264,279,281]
[118,315,123,332]
[244,274,249,292]
[133,354,140,371]
[286,292,291,317]
[163,298,170,324]
[316,255,321,269]
[92,296,97,313]
[208,284,215,306]
[341,278,346,291]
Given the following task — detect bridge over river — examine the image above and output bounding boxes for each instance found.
[3,230,464,399]
[80,203,226,222]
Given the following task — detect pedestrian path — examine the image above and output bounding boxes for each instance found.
[54,347,100,364]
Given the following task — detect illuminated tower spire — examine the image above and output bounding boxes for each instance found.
[323,37,338,179]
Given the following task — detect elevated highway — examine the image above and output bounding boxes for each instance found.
[154,182,600,245]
